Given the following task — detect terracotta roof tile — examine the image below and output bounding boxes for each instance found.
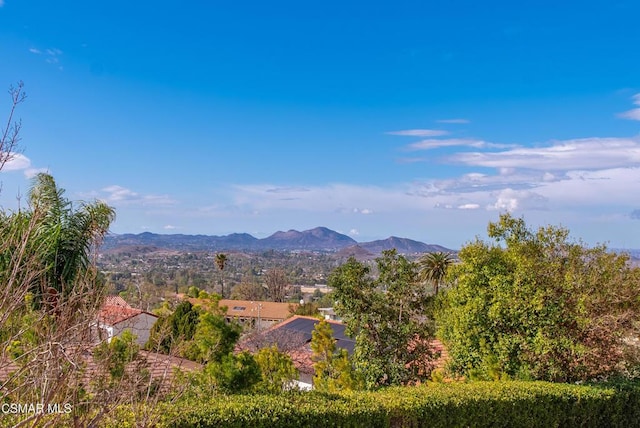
[97,305,157,326]
[1,347,201,395]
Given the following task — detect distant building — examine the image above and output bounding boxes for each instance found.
[318,307,341,321]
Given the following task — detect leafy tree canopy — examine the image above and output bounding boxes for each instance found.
[329,250,438,388]
[254,345,299,393]
[437,213,640,382]
[311,320,361,392]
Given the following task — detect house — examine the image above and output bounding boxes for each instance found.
[95,296,158,346]
[318,307,341,321]
[239,315,448,388]
[183,296,298,330]
[218,299,298,330]
[239,315,355,388]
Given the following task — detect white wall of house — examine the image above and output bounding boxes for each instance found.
[109,313,158,346]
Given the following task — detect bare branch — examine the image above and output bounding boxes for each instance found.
[1,81,26,172]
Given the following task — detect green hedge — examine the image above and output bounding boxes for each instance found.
[98,380,640,428]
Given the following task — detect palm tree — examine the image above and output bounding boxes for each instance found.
[27,173,115,300]
[417,251,454,296]
[215,253,228,298]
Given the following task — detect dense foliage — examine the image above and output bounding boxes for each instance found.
[311,320,361,392]
[254,345,299,393]
[437,214,640,382]
[0,172,117,427]
[329,250,438,388]
[146,299,242,365]
[74,380,640,428]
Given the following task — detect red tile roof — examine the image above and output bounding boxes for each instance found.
[1,347,201,395]
[97,300,157,326]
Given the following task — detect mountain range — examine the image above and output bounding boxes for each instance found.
[101,226,454,255]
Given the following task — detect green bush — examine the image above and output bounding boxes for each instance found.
[98,380,640,428]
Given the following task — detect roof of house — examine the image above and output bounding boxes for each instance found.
[275,315,356,354]
[218,299,297,320]
[239,315,355,354]
[238,316,448,381]
[1,346,201,395]
[97,302,158,326]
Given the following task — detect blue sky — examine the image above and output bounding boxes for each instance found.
[1,0,639,249]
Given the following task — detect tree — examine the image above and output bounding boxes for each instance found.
[254,345,299,393]
[189,311,241,363]
[0,174,117,426]
[0,81,25,170]
[0,84,169,427]
[310,320,361,392]
[230,281,267,301]
[27,173,115,300]
[292,301,320,317]
[329,251,438,388]
[264,267,289,302]
[146,301,200,355]
[417,251,454,295]
[203,351,261,394]
[215,253,228,298]
[437,213,640,382]
[93,329,145,382]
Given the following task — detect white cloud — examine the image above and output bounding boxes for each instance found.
[619,109,640,121]
[450,137,640,170]
[164,224,179,230]
[387,129,449,137]
[437,118,470,124]
[233,183,431,215]
[396,157,428,164]
[29,47,63,68]
[1,153,31,171]
[265,186,310,193]
[408,138,515,150]
[353,208,373,215]
[102,185,139,201]
[487,189,548,212]
[535,167,640,207]
[100,185,176,206]
[618,93,640,121]
[349,228,360,236]
[458,203,480,210]
[24,167,49,178]
[0,153,49,178]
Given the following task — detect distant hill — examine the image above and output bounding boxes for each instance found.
[335,245,376,259]
[101,227,455,255]
[261,227,357,250]
[357,236,452,255]
[102,231,259,252]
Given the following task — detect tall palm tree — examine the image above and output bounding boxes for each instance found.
[215,253,228,298]
[417,251,454,296]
